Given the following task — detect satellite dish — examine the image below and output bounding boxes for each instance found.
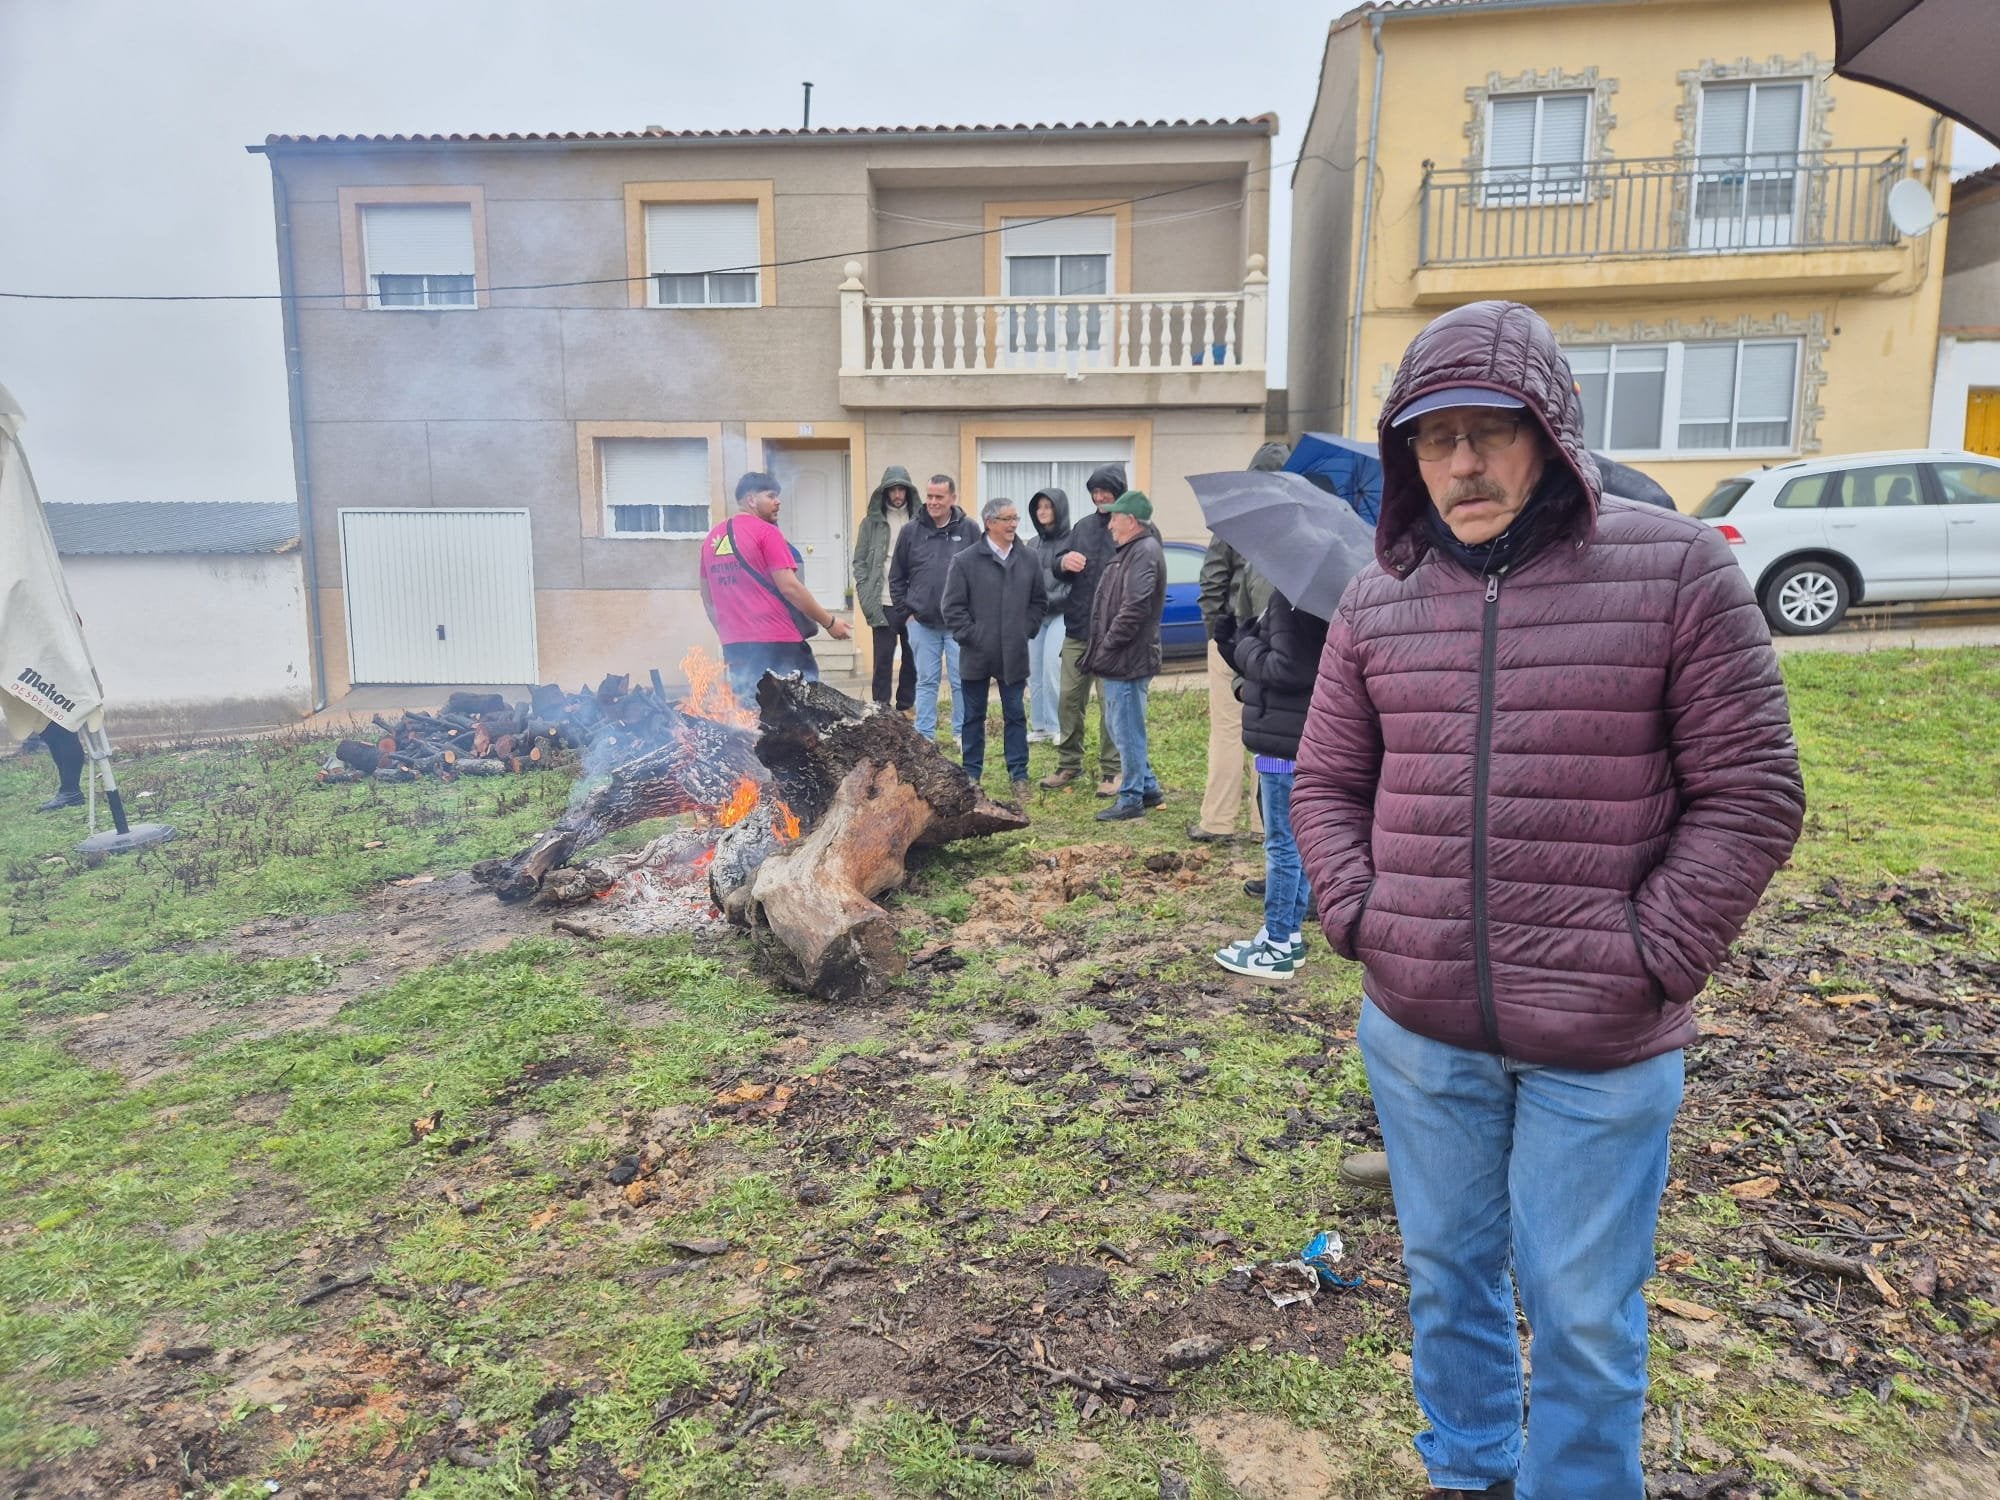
[1888,178,1941,237]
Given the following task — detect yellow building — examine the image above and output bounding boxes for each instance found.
[1287,0,1953,509]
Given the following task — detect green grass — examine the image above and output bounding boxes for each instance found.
[2,650,1995,1494]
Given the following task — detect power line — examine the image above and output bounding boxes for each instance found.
[0,150,1353,305]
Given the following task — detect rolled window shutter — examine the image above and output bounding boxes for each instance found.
[1000,215,1117,259]
[644,202,760,275]
[1486,97,1538,169]
[1679,345,1738,422]
[1736,342,1798,422]
[601,438,710,510]
[1537,94,1589,166]
[1700,85,1751,157]
[363,204,475,277]
[1750,83,1805,155]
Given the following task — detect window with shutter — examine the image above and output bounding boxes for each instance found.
[1483,92,1591,203]
[644,201,761,307]
[362,204,476,309]
[1001,217,1116,353]
[600,438,713,536]
[1570,339,1799,455]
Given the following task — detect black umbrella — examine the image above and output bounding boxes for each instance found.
[1831,0,2000,146]
[1188,469,1379,621]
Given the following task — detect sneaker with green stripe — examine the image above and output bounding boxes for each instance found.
[1213,932,1304,982]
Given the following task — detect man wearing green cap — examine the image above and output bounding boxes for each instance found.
[1079,490,1167,821]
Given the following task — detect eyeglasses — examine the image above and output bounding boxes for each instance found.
[1408,416,1525,463]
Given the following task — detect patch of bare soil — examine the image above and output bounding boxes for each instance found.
[43,871,549,1083]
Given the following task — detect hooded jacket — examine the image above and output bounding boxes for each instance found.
[888,501,980,628]
[941,534,1048,683]
[1291,299,1804,1071]
[1077,520,1164,681]
[1225,591,1328,761]
[853,466,920,628]
[1024,488,1074,620]
[1060,464,1127,638]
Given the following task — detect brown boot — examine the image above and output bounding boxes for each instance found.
[1038,767,1081,790]
[1096,777,1119,797]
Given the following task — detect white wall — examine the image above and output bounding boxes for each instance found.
[1930,336,2000,448]
[61,552,311,730]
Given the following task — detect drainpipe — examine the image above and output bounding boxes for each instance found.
[1346,13,1385,439]
[271,168,328,713]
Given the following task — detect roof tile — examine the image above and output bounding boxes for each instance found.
[46,502,299,558]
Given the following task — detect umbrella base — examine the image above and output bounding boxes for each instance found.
[78,823,177,856]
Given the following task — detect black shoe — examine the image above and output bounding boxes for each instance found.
[1187,823,1232,842]
[1421,1485,1514,1499]
[1095,802,1144,822]
[1243,878,1266,897]
[1142,789,1164,809]
[38,790,84,812]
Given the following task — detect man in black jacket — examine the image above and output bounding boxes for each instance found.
[942,497,1047,801]
[889,474,980,744]
[1039,463,1126,792]
[1080,491,1166,822]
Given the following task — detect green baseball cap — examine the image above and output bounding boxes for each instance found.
[1108,490,1152,520]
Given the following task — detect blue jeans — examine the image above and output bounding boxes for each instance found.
[959,677,1027,782]
[721,640,818,708]
[1358,1000,1684,1500]
[1100,676,1160,810]
[1259,769,1311,938]
[1027,616,1065,735]
[905,618,961,741]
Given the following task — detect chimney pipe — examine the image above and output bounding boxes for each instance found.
[802,81,813,130]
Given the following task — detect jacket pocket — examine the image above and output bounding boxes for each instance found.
[1344,882,1376,959]
[1624,899,1667,1007]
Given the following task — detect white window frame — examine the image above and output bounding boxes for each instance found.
[1569,337,1803,459]
[1481,90,1593,206]
[977,435,1135,508]
[361,203,478,312]
[644,201,762,309]
[599,436,714,540]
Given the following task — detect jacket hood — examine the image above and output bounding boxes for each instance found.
[1029,487,1071,539]
[1374,300,1601,577]
[1083,464,1129,505]
[870,466,919,517]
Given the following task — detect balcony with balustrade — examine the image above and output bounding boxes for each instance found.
[1411,148,1912,304]
[836,257,1268,409]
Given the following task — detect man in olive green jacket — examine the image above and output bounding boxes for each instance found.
[852,466,919,709]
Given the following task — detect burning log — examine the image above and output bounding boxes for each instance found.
[471,706,762,903]
[713,675,1029,1002]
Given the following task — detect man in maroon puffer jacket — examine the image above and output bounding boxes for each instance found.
[1293,301,1803,1500]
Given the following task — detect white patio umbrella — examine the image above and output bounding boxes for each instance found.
[0,383,173,853]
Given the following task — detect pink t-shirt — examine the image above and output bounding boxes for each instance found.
[701,512,803,644]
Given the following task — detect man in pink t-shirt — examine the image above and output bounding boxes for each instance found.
[699,471,850,706]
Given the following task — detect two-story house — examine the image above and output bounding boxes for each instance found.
[1930,164,2000,456]
[1287,0,1951,510]
[249,118,1272,705]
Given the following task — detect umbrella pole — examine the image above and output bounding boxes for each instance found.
[75,725,173,855]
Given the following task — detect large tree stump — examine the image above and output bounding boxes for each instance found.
[714,675,1028,999]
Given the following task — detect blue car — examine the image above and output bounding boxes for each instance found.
[1161,541,1208,658]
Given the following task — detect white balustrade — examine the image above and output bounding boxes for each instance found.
[841,289,1259,375]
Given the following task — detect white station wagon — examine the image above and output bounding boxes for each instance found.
[1693,450,2000,634]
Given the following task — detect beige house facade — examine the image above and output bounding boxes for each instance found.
[1930,164,2000,456]
[250,119,1273,703]
[1288,0,1952,510]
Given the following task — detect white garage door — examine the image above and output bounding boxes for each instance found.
[341,509,538,684]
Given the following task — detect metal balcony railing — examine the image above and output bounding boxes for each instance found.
[1418,148,1907,267]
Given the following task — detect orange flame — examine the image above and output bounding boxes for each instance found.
[679,645,758,729]
[717,777,761,829]
[773,799,802,843]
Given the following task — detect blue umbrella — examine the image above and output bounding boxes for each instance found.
[1284,432,1384,526]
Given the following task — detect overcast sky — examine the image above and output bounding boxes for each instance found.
[1,0,1993,503]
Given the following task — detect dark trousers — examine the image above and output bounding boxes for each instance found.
[959,676,1028,782]
[43,723,85,796]
[870,620,916,709]
[721,640,818,709]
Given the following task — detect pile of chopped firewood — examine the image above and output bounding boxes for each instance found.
[318,675,685,784]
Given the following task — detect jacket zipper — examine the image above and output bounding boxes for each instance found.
[1472,572,1503,1054]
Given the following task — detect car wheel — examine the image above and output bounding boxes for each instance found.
[1762,560,1850,635]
